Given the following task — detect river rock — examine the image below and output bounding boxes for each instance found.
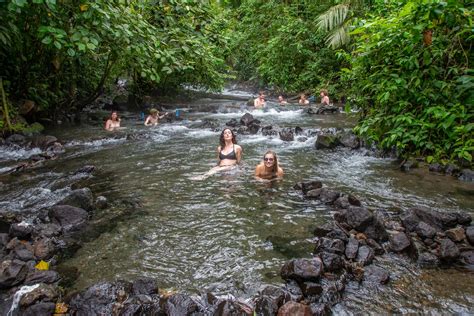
[31,135,58,150]
[458,169,474,182]
[389,232,411,252]
[300,282,323,297]
[334,194,361,209]
[363,265,390,284]
[14,247,35,261]
[279,128,294,141]
[34,223,61,238]
[439,238,460,260]
[417,252,440,268]
[313,223,337,238]
[20,302,56,316]
[404,207,459,232]
[400,159,418,172]
[339,132,360,149]
[284,279,303,302]
[280,258,323,282]
[9,222,33,239]
[357,246,374,265]
[20,283,58,307]
[132,277,157,295]
[0,259,28,288]
[24,270,60,285]
[315,134,338,149]
[445,227,465,242]
[240,113,254,126]
[344,207,373,231]
[320,252,343,272]
[345,237,359,259]
[248,122,260,134]
[460,250,474,265]
[466,226,474,245]
[445,164,460,176]
[316,238,345,254]
[68,281,132,315]
[226,118,239,127]
[299,180,322,194]
[95,196,108,210]
[58,188,94,212]
[164,293,199,315]
[120,295,161,316]
[318,188,340,204]
[309,303,331,316]
[255,285,290,315]
[428,163,444,173]
[277,301,311,316]
[49,205,88,233]
[6,134,27,146]
[262,125,278,136]
[416,222,437,239]
[74,165,96,174]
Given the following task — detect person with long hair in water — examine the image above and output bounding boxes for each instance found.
[191,128,243,180]
[144,108,168,126]
[255,150,284,180]
[105,111,121,131]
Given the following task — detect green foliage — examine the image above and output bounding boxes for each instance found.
[0,0,229,130]
[347,0,473,164]
[228,0,345,94]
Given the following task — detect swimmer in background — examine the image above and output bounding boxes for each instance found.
[254,92,266,108]
[144,108,168,126]
[298,94,309,105]
[255,150,284,180]
[278,95,288,105]
[320,89,330,106]
[105,111,121,131]
[191,128,243,180]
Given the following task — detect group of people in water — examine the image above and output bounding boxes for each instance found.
[105,108,169,131]
[254,90,331,108]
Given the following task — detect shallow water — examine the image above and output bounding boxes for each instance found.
[1,99,473,313]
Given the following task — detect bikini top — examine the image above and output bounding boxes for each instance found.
[219,145,237,160]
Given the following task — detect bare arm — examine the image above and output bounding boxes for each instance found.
[216,146,221,165]
[235,145,242,163]
[105,120,113,131]
[144,116,151,126]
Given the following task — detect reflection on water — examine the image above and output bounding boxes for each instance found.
[1,101,473,312]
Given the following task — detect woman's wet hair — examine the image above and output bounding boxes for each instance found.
[109,111,119,121]
[263,150,278,175]
[150,108,158,115]
[220,128,237,148]
[320,89,328,96]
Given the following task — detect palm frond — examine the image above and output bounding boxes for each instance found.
[316,4,350,32]
[325,25,350,49]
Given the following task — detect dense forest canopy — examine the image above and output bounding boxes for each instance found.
[0,0,472,165]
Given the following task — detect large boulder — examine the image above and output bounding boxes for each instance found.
[338,132,360,149]
[315,134,339,149]
[49,205,88,234]
[344,207,373,231]
[279,128,294,142]
[57,188,94,212]
[0,259,28,289]
[240,113,254,126]
[280,258,323,282]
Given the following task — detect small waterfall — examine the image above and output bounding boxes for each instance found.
[7,284,41,316]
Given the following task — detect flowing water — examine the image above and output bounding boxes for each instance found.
[1,96,473,314]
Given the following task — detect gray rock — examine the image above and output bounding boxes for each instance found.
[31,135,58,150]
[58,188,94,212]
[345,237,359,259]
[466,226,474,245]
[318,188,340,204]
[0,259,28,289]
[280,258,324,282]
[20,283,58,307]
[357,245,375,265]
[306,188,321,198]
[20,302,56,316]
[459,169,474,182]
[24,270,60,285]
[389,232,411,252]
[240,113,254,126]
[363,265,390,284]
[49,205,88,233]
[14,248,35,261]
[339,132,360,149]
[315,134,339,149]
[428,163,444,173]
[301,181,322,194]
[416,222,437,239]
[445,227,465,242]
[417,252,440,268]
[439,238,460,260]
[9,223,33,239]
[460,250,474,265]
[320,252,343,272]
[132,277,157,295]
[309,303,331,316]
[316,238,345,254]
[95,196,108,210]
[164,293,199,315]
[279,128,294,141]
[300,282,323,297]
[345,207,373,231]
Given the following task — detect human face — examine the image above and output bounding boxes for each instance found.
[223,129,233,140]
[259,94,265,100]
[111,112,118,120]
[320,92,324,97]
[278,96,283,102]
[264,154,275,167]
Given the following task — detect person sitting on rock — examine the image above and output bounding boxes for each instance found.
[144,108,168,126]
[254,92,266,108]
[298,94,309,105]
[105,111,121,131]
[255,150,284,180]
[320,89,330,106]
[278,95,288,105]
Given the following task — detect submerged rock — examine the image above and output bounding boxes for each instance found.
[49,205,88,234]
[240,113,254,126]
[57,188,94,212]
[315,134,338,150]
[279,128,294,142]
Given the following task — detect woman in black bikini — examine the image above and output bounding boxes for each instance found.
[191,128,242,180]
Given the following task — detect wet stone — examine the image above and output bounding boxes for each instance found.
[389,232,411,252]
[284,280,303,302]
[439,238,460,260]
[466,226,474,245]
[24,270,60,285]
[363,265,390,284]
[132,277,157,295]
[20,302,56,316]
[240,113,254,126]
[255,296,279,316]
[9,223,33,239]
[0,259,28,289]
[428,163,444,173]
[445,227,465,242]
[417,252,440,268]
[313,223,337,237]
[301,181,322,194]
[345,237,359,260]
[458,169,474,182]
[305,188,321,199]
[366,239,384,255]
[416,222,437,239]
[345,207,373,231]
[279,128,294,141]
[0,234,9,247]
[320,252,343,272]
[49,205,88,233]
[460,250,474,265]
[277,301,312,316]
[318,188,340,204]
[33,238,56,260]
[58,188,94,212]
[164,293,199,315]
[14,248,35,261]
[280,258,323,282]
[316,237,345,254]
[300,282,323,297]
[214,299,253,316]
[20,283,58,307]
[326,228,349,242]
[357,246,374,266]
[309,303,331,316]
[95,196,108,210]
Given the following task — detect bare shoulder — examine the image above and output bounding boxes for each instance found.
[235,144,242,152]
[217,145,222,152]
